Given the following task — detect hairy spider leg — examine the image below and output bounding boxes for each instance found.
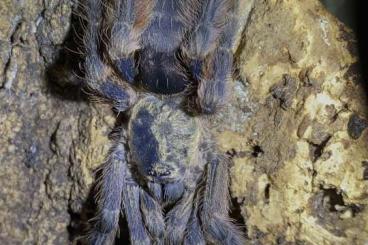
[140,189,165,244]
[84,0,137,113]
[200,153,245,245]
[143,0,190,53]
[183,189,206,245]
[196,39,234,114]
[88,141,126,245]
[165,191,196,244]
[182,0,239,114]
[122,178,151,245]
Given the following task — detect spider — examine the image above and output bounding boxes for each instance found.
[81,0,244,244]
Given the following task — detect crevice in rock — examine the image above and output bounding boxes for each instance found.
[1,47,17,90]
[251,145,264,158]
[322,187,345,212]
[230,197,248,236]
[45,2,87,102]
[264,183,271,204]
[226,148,238,158]
[321,186,364,217]
[362,161,368,180]
[49,122,60,154]
[67,181,97,243]
[66,204,82,243]
[308,135,331,162]
[226,148,251,159]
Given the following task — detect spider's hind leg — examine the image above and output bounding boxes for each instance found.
[196,45,234,114]
[106,0,155,84]
[83,0,137,113]
[182,0,239,114]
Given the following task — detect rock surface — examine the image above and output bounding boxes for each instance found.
[0,0,367,244]
[220,1,368,244]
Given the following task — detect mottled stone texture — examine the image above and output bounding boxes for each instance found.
[220,1,368,244]
[0,0,367,244]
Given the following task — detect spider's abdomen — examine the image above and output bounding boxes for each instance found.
[137,49,188,94]
[128,96,200,183]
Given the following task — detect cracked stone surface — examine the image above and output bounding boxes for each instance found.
[219,1,368,244]
[0,0,367,244]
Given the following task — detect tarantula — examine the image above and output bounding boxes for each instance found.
[81,0,243,244]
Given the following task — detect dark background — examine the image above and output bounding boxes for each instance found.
[322,0,367,81]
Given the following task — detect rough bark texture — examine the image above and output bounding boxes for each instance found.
[0,0,367,244]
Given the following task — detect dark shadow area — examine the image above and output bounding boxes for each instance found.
[43,3,94,243]
[320,186,365,217]
[77,175,130,245]
[230,197,248,237]
[45,2,87,102]
[322,1,367,88]
[356,1,368,83]
[67,186,96,244]
[66,172,130,245]
[321,0,357,30]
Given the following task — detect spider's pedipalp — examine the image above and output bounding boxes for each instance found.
[163,181,185,203]
[147,181,163,201]
[183,193,206,245]
[140,189,165,243]
[165,191,195,244]
[122,180,151,245]
[200,153,246,245]
[88,141,126,245]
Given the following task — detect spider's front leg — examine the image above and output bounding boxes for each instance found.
[182,0,238,114]
[84,0,137,113]
[88,140,127,245]
[200,153,245,245]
